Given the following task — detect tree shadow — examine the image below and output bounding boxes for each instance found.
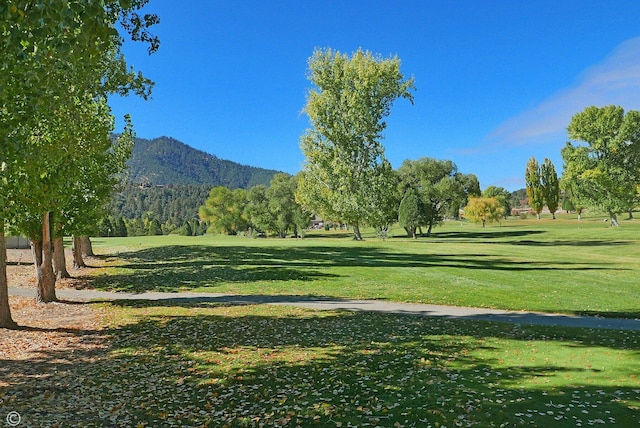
[76,244,619,294]
[2,305,638,426]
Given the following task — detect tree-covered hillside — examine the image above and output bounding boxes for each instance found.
[127,136,280,187]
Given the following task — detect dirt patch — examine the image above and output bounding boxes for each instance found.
[6,248,103,290]
[3,250,109,371]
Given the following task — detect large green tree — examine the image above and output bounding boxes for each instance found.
[562,105,640,226]
[525,157,545,219]
[0,1,158,325]
[199,187,248,235]
[298,48,415,240]
[398,158,471,237]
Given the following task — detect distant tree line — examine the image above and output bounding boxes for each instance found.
[104,183,211,236]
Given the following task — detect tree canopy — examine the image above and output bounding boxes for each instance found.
[298,48,415,240]
[0,0,158,326]
[562,105,640,225]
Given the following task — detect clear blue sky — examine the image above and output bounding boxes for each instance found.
[109,1,640,191]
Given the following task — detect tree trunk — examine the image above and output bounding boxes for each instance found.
[411,227,417,239]
[353,224,363,240]
[0,223,18,329]
[33,212,57,303]
[551,212,556,219]
[426,220,434,237]
[72,235,87,269]
[80,235,94,256]
[53,236,71,279]
[628,210,634,220]
[536,213,541,220]
[610,212,620,227]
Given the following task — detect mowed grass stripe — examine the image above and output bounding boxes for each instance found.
[87,214,640,318]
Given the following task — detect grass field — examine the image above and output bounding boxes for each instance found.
[87,214,640,318]
[3,302,638,427]
[3,213,638,427]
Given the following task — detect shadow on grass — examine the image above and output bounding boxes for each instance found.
[2,305,638,426]
[80,244,620,294]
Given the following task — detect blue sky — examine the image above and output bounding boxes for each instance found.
[109,1,640,191]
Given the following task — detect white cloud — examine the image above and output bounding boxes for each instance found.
[486,37,640,146]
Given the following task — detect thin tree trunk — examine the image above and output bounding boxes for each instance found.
[426,220,434,237]
[628,210,634,220]
[53,236,71,279]
[80,235,94,257]
[33,212,57,303]
[0,223,18,329]
[72,235,87,269]
[353,223,363,240]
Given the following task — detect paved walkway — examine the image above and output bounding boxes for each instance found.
[9,286,640,331]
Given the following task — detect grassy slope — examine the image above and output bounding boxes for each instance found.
[88,214,640,318]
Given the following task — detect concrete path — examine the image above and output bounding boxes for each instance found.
[9,286,640,331]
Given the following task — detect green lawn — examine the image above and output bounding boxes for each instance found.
[88,214,640,318]
[4,214,639,427]
[4,302,638,427]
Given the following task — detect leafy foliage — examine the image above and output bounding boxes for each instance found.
[398,158,478,236]
[464,197,504,227]
[398,189,424,239]
[562,105,640,225]
[483,186,512,219]
[298,48,415,240]
[541,158,560,218]
[525,157,545,219]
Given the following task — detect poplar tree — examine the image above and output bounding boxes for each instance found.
[525,157,545,219]
[541,158,560,219]
[298,48,415,240]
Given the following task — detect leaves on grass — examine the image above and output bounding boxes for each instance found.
[2,301,639,426]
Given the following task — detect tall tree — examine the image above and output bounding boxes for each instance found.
[0,1,158,322]
[541,158,560,219]
[562,105,640,226]
[298,48,415,240]
[525,157,545,219]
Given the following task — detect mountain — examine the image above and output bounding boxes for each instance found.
[126,136,281,188]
